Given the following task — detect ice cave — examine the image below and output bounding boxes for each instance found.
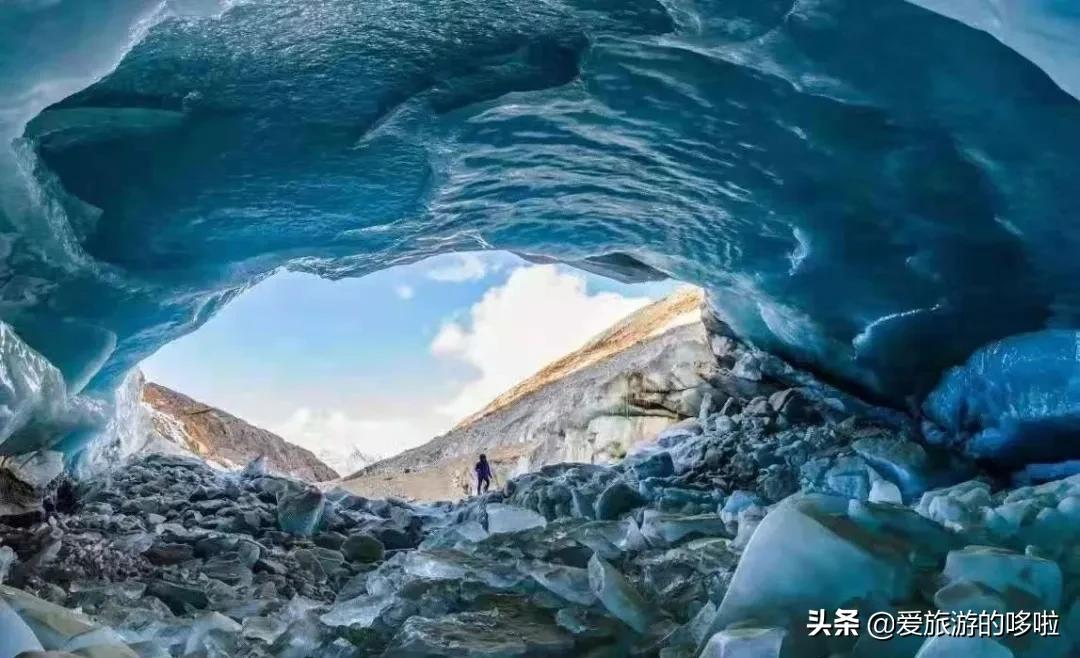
[2,0,1080,656]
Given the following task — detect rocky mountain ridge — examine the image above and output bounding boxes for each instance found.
[341,288,716,501]
[141,383,338,482]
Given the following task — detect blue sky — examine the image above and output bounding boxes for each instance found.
[142,251,678,473]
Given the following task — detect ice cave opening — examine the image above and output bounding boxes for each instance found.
[5,0,1080,655]
[134,252,684,478]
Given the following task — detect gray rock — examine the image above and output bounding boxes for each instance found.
[382,605,573,657]
[143,543,195,566]
[292,549,327,581]
[341,534,384,564]
[314,531,346,551]
[203,555,253,586]
[146,580,209,615]
[631,452,675,480]
[595,482,646,521]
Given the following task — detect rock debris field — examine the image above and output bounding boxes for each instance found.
[2,339,1080,658]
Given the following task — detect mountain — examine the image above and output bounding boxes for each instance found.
[141,383,339,482]
[340,287,719,500]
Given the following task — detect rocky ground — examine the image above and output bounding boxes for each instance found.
[1,333,1079,657]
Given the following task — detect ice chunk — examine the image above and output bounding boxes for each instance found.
[700,626,786,658]
[0,547,16,585]
[712,495,913,632]
[484,503,546,534]
[720,491,762,526]
[0,323,103,457]
[588,554,653,633]
[933,580,1007,614]
[1,584,97,649]
[640,510,728,547]
[182,609,239,652]
[869,479,903,505]
[852,436,965,501]
[924,331,1080,467]
[276,488,325,537]
[914,636,1013,657]
[0,598,43,658]
[571,519,648,559]
[320,594,394,629]
[943,546,1062,608]
[529,563,595,606]
[915,480,992,532]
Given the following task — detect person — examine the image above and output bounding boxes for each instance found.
[475,454,492,495]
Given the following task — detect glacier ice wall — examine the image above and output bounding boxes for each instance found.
[2,0,1080,463]
[923,330,1080,466]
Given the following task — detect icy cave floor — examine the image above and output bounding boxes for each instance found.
[2,349,1080,658]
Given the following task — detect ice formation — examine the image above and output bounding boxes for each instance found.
[923,330,1080,467]
[1,0,1080,464]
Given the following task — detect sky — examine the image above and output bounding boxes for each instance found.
[141,251,678,474]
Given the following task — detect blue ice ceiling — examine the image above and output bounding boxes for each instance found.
[2,0,1080,462]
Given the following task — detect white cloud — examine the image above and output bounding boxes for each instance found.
[393,284,415,300]
[430,264,651,421]
[425,253,492,282]
[274,407,434,475]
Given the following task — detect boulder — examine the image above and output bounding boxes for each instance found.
[143,543,194,566]
[595,482,646,521]
[145,581,209,615]
[341,533,384,563]
[630,452,675,480]
[768,389,816,423]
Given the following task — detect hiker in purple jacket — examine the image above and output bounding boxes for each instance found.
[475,454,492,495]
